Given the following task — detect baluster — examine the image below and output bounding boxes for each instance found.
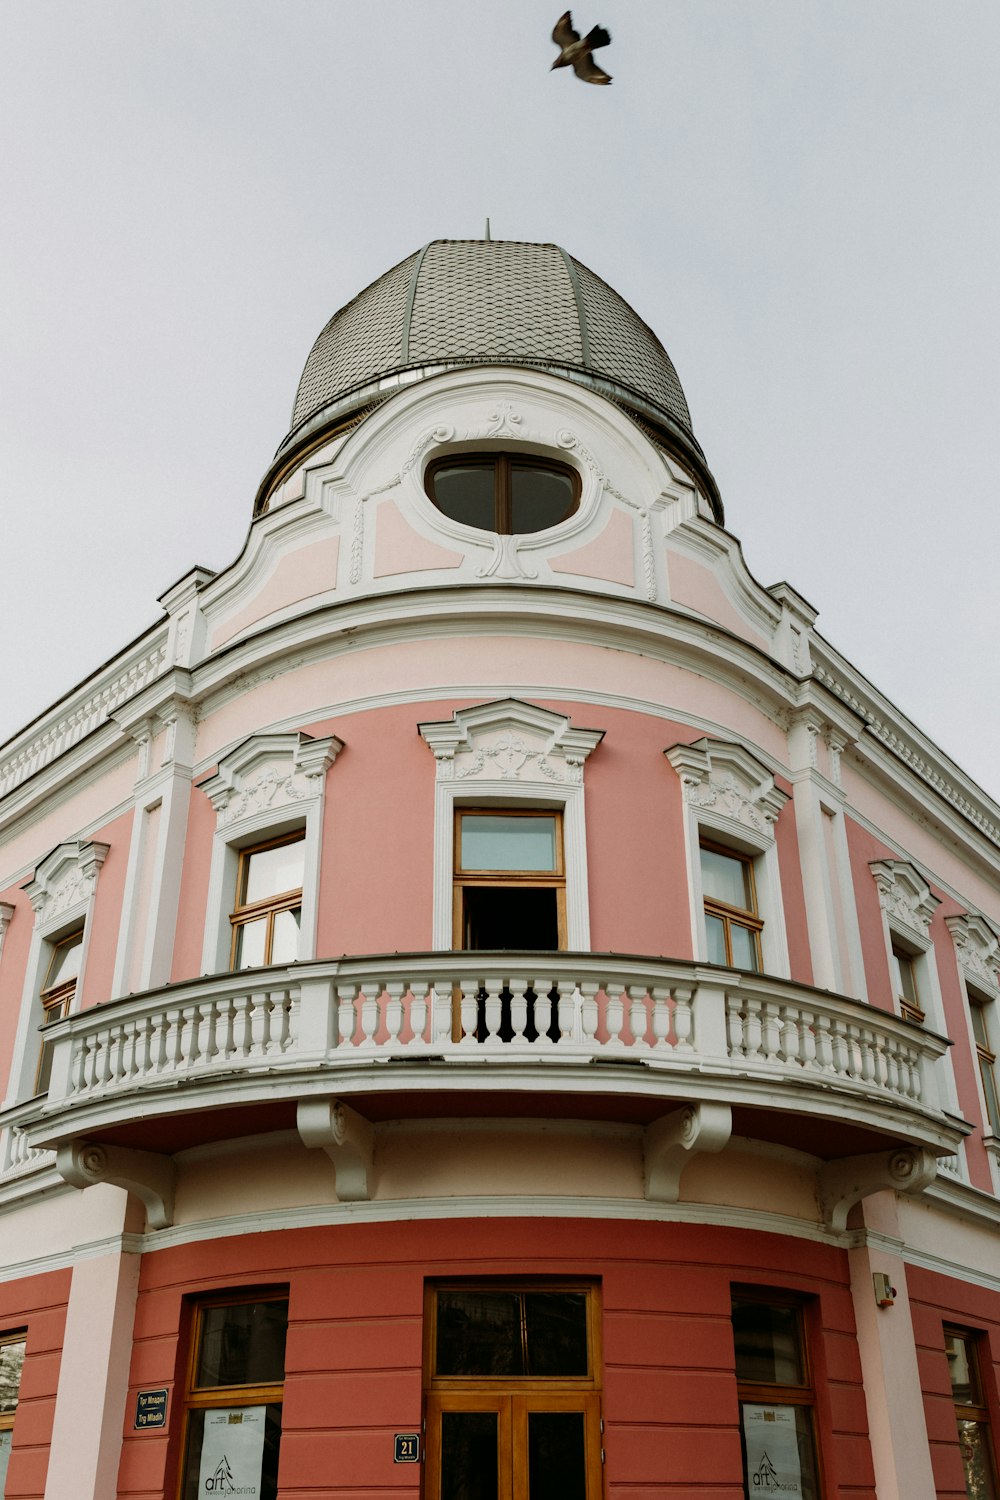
[726,996,745,1059]
[336,984,359,1049]
[799,1010,817,1070]
[885,1041,900,1094]
[761,1002,782,1063]
[71,1039,88,1094]
[896,1047,912,1099]
[578,982,599,1050]
[814,1014,834,1072]
[604,987,625,1050]
[431,986,453,1050]
[409,985,429,1047]
[668,987,689,1052]
[108,1024,126,1085]
[97,1027,115,1087]
[385,983,405,1048]
[743,1000,763,1061]
[908,1047,923,1102]
[627,986,649,1049]
[459,977,479,1045]
[780,1007,800,1068]
[201,1001,220,1067]
[233,995,253,1059]
[216,997,236,1062]
[360,989,379,1048]
[509,978,529,1046]
[482,978,502,1044]
[534,980,553,1046]
[183,1005,202,1068]
[844,1023,862,1080]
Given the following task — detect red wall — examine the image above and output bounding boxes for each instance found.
[908,1263,1000,1500]
[117,1218,873,1500]
[0,1268,70,1500]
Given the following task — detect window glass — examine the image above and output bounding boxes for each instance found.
[242,839,305,905]
[971,1001,1000,1135]
[0,1335,25,1500]
[435,1289,589,1378]
[732,1300,805,1387]
[269,908,302,965]
[701,846,752,910]
[460,815,558,873]
[194,1299,288,1389]
[510,465,577,533]
[441,1412,499,1500]
[42,932,83,992]
[705,912,728,966]
[945,1328,999,1500]
[430,464,496,530]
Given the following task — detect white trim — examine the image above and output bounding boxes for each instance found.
[199,731,343,974]
[418,700,603,949]
[4,841,109,1107]
[665,738,791,977]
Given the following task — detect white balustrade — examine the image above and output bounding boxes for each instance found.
[9,958,950,1157]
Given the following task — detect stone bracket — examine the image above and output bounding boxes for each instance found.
[56,1140,176,1230]
[297,1098,375,1202]
[644,1102,732,1202]
[819,1147,939,1232]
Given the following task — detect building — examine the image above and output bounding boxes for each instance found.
[0,238,998,1500]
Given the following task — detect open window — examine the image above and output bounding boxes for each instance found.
[454,810,566,951]
[970,995,1000,1137]
[180,1292,288,1500]
[890,937,925,1025]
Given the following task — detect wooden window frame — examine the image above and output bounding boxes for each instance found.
[425,453,580,536]
[0,1329,26,1433]
[970,999,1000,1136]
[731,1288,824,1500]
[229,831,305,970]
[453,809,567,952]
[177,1291,288,1500]
[945,1324,1000,1500]
[891,938,926,1025]
[700,839,764,970]
[423,1283,603,1500]
[35,928,83,1094]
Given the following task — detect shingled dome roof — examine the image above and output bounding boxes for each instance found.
[267,239,722,522]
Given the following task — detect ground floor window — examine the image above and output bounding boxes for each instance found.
[424,1284,603,1500]
[0,1333,25,1500]
[180,1292,288,1500]
[945,1326,999,1500]
[732,1291,821,1500]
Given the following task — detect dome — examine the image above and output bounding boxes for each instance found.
[268,240,721,519]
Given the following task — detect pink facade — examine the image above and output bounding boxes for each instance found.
[0,239,998,1499]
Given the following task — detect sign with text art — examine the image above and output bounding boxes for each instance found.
[742,1404,804,1497]
[199,1405,267,1496]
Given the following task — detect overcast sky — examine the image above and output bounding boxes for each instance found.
[2,1,998,798]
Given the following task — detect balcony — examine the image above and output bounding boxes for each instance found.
[1,954,965,1198]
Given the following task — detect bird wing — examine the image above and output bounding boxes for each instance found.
[573,53,612,84]
[583,25,611,50]
[552,11,579,47]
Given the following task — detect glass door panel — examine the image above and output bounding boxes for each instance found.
[428,1393,601,1500]
[515,1394,601,1500]
[427,1395,511,1500]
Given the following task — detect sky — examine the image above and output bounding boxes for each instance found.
[1,1,999,797]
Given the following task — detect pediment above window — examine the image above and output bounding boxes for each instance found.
[870,860,940,945]
[418,699,604,786]
[23,840,110,925]
[945,911,1000,998]
[664,738,788,842]
[200,731,343,829]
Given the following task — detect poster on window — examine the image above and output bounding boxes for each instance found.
[198,1405,267,1496]
[742,1404,803,1496]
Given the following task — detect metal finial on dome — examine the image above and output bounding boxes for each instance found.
[484,218,491,241]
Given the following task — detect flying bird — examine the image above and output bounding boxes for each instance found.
[551,11,613,85]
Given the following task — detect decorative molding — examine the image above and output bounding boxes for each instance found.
[56,1139,176,1230]
[0,903,14,961]
[297,1098,375,1202]
[23,841,110,925]
[644,1102,732,1202]
[945,912,1000,998]
[557,428,659,600]
[419,699,604,786]
[818,1147,939,1232]
[200,732,343,828]
[665,737,789,840]
[870,860,940,944]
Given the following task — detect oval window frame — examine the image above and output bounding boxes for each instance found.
[425,453,581,536]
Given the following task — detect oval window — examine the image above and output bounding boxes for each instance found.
[426,454,579,535]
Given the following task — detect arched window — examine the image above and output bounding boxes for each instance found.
[425,454,579,534]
